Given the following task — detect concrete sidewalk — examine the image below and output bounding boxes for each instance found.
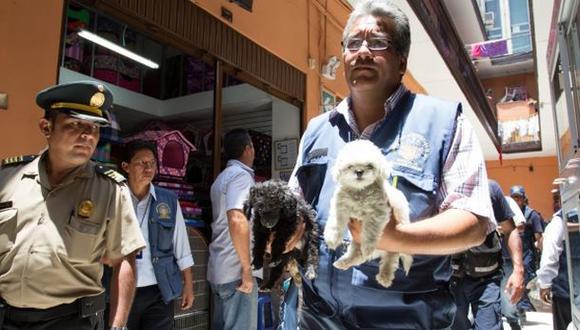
[503,311,553,329]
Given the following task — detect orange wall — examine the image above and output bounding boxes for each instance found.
[0,0,64,159]
[486,156,559,218]
[481,73,538,107]
[193,0,351,122]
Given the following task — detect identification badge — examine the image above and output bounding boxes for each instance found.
[77,200,94,218]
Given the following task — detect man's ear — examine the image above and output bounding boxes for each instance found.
[121,161,130,173]
[399,56,408,77]
[39,119,52,137]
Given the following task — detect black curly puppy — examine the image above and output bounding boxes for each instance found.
[244,180,319,290]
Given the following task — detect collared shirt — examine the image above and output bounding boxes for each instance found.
[536,213,565,289]
[131,184,194,288]
[0,152,146,308]
[208,159,258,285]
[290,85,495,231]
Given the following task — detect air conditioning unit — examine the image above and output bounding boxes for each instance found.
[484,12,495,27]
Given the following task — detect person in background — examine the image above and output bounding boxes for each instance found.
[279,1,495,328]
[121,141,194,330]
[501,195,527,330]
[510,185,544,323]
[208,128,259,329]
[0,81,146,330]
[536,203,579,330]
[451,179,524,330]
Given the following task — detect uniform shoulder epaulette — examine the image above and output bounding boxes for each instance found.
[1,155,37,167]
[95,165,126,183]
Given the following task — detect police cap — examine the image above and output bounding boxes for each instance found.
[36,81,113,126]
[510,185,526,198]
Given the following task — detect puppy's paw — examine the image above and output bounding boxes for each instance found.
[323,226,342,250]
[333,257,353,270]
[304,266,317,280]
[376,272,395,288]
[400,253,413,275]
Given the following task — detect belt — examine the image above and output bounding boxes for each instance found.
[1,293,105,323]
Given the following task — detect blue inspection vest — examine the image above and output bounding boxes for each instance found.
[552,210,580,300]
[295,92,459,328]
[148,187,183,304]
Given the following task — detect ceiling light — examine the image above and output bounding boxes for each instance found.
[78,30,159,69]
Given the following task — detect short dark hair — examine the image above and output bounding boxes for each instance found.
[44,110,59,122]
[123,140,158,163]
[224,128,252,160]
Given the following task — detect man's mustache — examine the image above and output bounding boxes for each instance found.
[349,57,376,68]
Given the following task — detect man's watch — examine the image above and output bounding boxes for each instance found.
[110,327,128,330]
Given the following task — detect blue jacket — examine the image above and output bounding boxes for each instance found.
[294,92,460,328]
[148,187,183,304]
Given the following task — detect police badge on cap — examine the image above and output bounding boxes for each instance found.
[35,81,113,126]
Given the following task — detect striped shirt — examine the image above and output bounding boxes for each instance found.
[289,84,495,231]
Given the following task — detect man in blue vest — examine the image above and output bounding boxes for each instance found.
[279,1,495,328]
[537,208,580,330]
[509,185,543,322]
[121,141,194,330]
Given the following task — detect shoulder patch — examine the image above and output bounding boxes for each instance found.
[95,165,126,183]
[1,155,37,167]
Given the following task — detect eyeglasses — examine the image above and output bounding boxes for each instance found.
[343,37,391,52]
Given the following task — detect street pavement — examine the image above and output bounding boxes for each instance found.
[502,311,553,329]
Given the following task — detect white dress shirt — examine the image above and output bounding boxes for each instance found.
[536,213,565,289]
[131,184,194,288]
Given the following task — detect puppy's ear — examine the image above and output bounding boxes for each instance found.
[331,160,342,183]
[379,159,392,181]
[243,188,255,217]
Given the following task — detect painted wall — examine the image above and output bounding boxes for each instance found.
[486,156,559,218]
[0,0,64,159]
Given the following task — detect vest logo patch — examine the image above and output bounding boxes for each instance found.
[156,203,171,220]
[396,133,430,171]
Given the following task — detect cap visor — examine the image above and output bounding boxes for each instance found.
[68,111,110,126]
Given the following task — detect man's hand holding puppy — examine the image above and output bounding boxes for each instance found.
[347,209,488,255]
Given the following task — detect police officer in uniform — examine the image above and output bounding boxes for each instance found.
[450,180,524,330]
[510,185,543,321]
[0,81,146,330]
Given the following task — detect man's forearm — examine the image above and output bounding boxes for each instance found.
[109,253,138,327]
[182,267,193,289]
[507,227,524,271]
[378,209,487,255]
[227,209,252,272]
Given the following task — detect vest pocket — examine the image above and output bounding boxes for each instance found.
[391,164,435,192]
[156,220,175,252]
[0,208,17,257]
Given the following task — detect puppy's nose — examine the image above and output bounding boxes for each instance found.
[355,170,364,178]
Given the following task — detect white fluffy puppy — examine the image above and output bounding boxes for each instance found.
[324,139,413,288]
